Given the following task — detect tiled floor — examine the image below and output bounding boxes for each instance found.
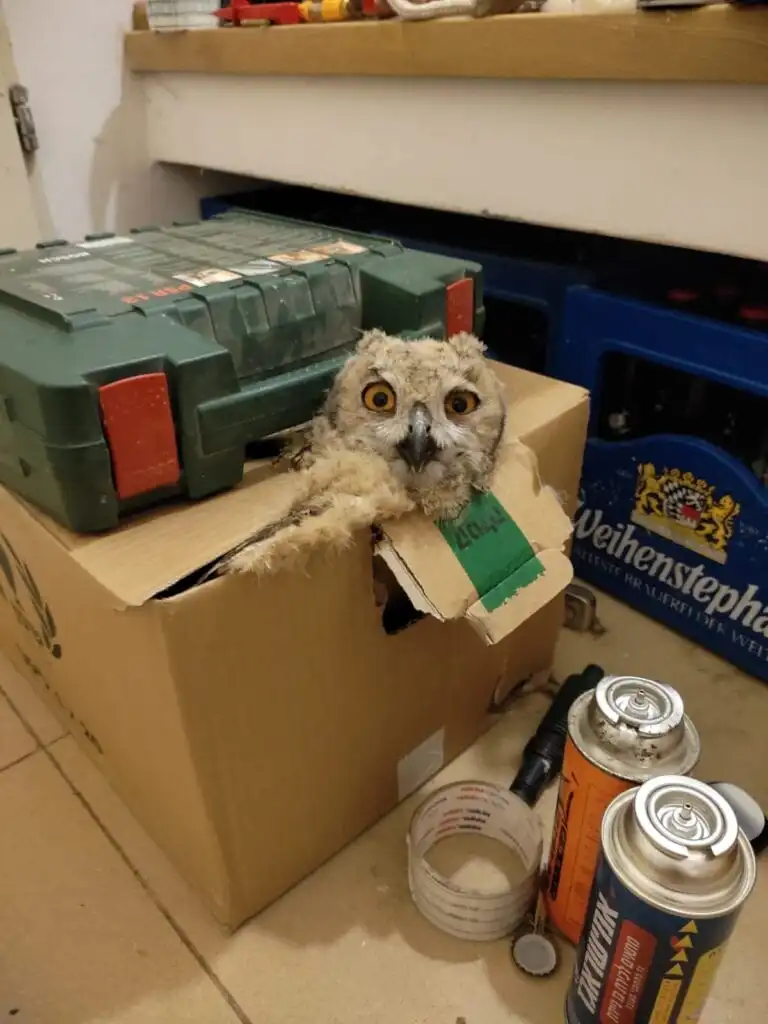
[1,587,765,1024]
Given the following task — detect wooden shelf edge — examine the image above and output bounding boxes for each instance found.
[124,6,768,83]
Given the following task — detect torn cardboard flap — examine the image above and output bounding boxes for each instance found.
[377,440,574,645]
[19,457,293,607]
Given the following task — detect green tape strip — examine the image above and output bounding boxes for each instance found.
[437,491,544,613]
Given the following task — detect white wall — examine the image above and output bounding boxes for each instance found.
[2,0,248,242]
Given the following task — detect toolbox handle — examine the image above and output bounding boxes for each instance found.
[195,351,350,454]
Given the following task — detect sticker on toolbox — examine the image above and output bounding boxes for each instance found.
[268,249,327,266]
[227,259,282,277]
[172,268,242,287]
[311,241,368,257]
[75,236,135,250]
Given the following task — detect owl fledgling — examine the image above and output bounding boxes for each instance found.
[310,329,507,516]
[219,330,507,576]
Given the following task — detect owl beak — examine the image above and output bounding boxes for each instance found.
[398,403,437,472]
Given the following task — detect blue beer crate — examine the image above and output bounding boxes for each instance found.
[553,286,768,682]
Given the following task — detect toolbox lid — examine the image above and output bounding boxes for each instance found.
[23,364,586,614]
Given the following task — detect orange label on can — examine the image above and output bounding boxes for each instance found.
[544,736,632,945]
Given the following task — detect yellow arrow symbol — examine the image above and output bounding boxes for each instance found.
[666,965,684,978]
[681,921,699,934]
[671,950,688,963]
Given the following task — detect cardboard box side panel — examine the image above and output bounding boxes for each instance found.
[494,364,587,435]
[163,543,563,928]
[0,488,231,915]
[523,397,590,517]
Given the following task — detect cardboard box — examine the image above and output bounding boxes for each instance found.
[0,364,588,929]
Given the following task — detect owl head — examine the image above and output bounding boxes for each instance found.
[318,330,507,517]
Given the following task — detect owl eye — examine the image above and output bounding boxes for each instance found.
[445,389,480,416]
[362,381,397,414]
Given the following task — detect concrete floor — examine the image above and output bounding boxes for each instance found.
[0,586,764,1023]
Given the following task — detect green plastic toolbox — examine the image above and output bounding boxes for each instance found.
[0,209,483,532]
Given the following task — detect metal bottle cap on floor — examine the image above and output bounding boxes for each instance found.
[510,891,558,978]
[708,781,768,854]
[634,776,739,859]
[511,932,558,978]
[596,675,684,736]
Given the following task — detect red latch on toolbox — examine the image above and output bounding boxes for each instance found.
[446,277,474,337]
[99,373,181,501]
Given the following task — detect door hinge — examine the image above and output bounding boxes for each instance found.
[9,84,38,155]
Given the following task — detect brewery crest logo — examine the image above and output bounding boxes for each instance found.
[631,462,740,565]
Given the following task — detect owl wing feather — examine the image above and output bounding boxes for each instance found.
[212,447,413,578]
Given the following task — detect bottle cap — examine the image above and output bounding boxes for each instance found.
[668,288,698,303]
[511,932,558,977]
[740,305,768,323]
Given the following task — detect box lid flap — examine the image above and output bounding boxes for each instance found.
[24,460,298,607]
[376,441,574,645]
[22,364,585,607]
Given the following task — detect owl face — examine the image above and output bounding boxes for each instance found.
[322,331,507,501]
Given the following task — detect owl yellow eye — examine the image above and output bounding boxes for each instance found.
[445,389,479,416]
[362,381,397,414]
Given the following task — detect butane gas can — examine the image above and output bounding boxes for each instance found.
[566,775,756,1023]
[545,675,700,944]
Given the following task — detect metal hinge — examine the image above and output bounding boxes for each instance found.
[564,582,606,636]
[9,84,38,155]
